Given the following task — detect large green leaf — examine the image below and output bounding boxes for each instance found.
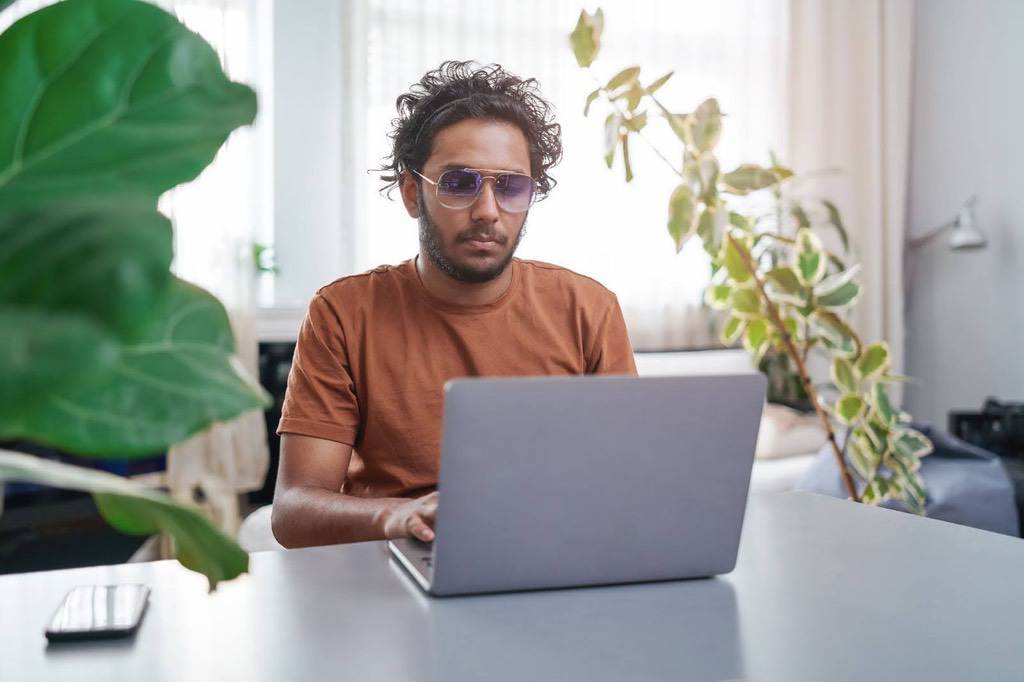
[0,200,172,414]
[569,8,603,68]
[3,277,270,457]
[0,0,267,593]
[0,308,118,412]
[0,201,172,337]
[0,0,257,209]
[0,449,248,591]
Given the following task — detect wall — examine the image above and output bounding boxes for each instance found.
[271,0,347,308]
[905,0,1024,430]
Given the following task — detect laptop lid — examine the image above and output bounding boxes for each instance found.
[427,373,766,596]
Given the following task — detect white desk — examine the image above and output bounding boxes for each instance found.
[2,492,1023,681]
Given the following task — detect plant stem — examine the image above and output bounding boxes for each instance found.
[801,318,811,366]
[759,232,797,246]
[727,234,861,502]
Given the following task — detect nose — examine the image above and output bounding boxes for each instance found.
[470,178,500,225]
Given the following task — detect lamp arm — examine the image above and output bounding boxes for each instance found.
[907,219,955,249]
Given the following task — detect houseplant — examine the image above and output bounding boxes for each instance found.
[0,0,269,590]
[570,9,933,512]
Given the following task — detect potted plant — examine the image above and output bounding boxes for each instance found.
[570,8,933,511]
[0,0,270,590]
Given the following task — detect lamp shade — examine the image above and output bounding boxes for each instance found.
[949,196,987,250]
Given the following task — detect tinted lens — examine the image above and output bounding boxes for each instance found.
[437,170,481,205]
[495,174,536,212]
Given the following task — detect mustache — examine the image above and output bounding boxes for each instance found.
[457,228,507,244]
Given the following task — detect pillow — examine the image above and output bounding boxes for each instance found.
[755,403,828,459]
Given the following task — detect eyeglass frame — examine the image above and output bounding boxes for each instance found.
[410,167,538,213]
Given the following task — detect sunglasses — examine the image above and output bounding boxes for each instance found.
[412,168,537,213]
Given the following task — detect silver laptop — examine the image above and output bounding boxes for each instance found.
[388,373,766,596]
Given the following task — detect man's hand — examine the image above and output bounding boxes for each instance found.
[383,491,438,542]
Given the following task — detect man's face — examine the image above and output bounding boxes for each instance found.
[402,119,532,283]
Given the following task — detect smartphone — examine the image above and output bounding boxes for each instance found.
[45,584,150,642]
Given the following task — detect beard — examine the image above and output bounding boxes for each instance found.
[417,194,527,284]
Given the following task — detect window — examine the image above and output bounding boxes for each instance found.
[152,0,272,310]
[4,0,789,347]
[349,0,788,347]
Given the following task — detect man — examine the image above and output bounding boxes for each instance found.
[272,61,636,548]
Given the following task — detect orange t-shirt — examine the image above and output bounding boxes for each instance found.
[277,258,637,498]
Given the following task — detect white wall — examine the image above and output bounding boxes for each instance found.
[271,0,347,308]
[905,0,1024,430]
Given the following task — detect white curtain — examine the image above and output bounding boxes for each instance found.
[351,0,790,350]
[784,0,915,381]
[155,0,271,535]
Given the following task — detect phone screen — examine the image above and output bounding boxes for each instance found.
[45,585,150,641]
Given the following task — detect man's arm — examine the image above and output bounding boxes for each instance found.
[271,434,437,548]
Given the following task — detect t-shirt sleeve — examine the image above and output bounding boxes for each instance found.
[585,293,638,375]
[277,293,361,445]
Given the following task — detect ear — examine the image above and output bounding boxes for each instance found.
[400,171,420,218]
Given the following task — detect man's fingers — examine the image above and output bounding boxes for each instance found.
[408,515,435,542]
[418,491,439,522]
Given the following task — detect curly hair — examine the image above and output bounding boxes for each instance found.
[377,61,562,200]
